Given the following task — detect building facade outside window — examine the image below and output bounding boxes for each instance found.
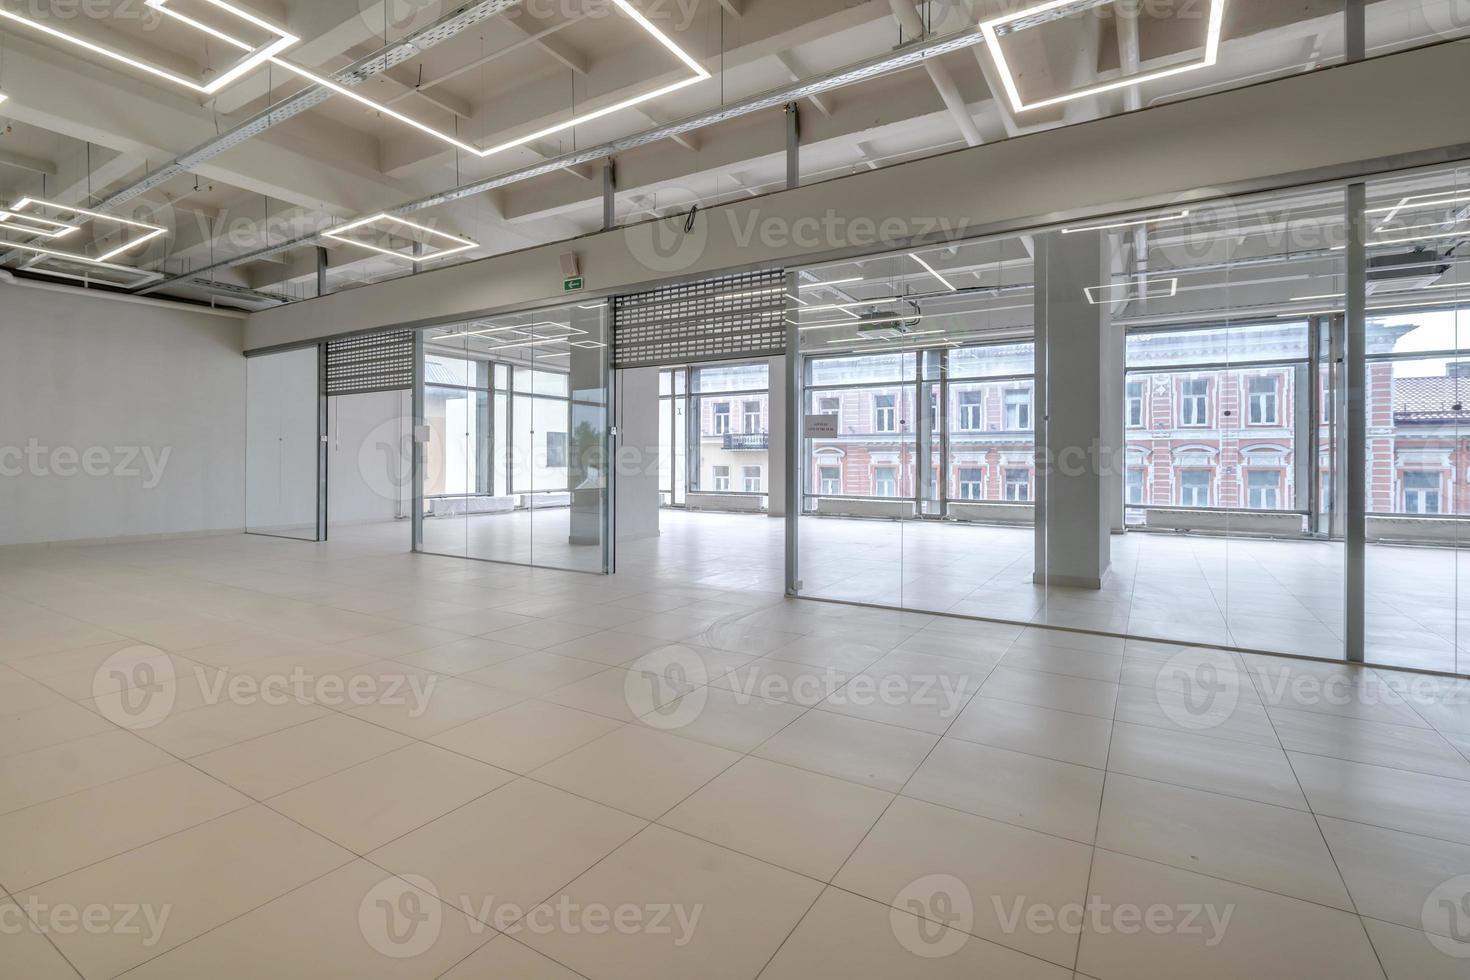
[874,394,897,433]
[958,391,983,430]
[959,468,983,500]
[1180,470,1212,507]
[819,466,842,495]
[1005,468,1030,502]
[743,466,763,493]
[743,401,762,433]
[1126,381,1145,428]
[874,466,898,497]
[1249,375,1279,425]
[1403,472,1444,514]
[713,466,731,491]
[1181,378,1209,426]
[690,362,770,501]
[1005,388,1032,430]
[1247,470,1281,509]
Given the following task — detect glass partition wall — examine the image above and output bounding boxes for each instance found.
[246,346,323,540]
[793,237,1037,614]
[416,301,611,573]
[790,170,1470,673]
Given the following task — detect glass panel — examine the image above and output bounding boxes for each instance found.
[1364,164,1469,674]
[245,347,320,540]
[690,362,769,510]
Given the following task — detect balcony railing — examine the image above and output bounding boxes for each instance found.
[723,432,770,451]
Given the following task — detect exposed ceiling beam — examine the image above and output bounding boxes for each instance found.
[715,0,744,17]
[502,7,589,74]
[774,52,832,118]
[0,148,59,177]
[888,0,983,147]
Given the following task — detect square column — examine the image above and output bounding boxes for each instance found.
[1034,229,1118,589]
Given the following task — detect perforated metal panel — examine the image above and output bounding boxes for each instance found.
[612,270,787,369]
[325,331,414,396]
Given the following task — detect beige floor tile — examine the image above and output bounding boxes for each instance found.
[753,709,938,792]
[980,666,1119,720]
[191,713,412,798]
[346,676,521,738]
[1362,917,1470,980]
[120,859,492,979]
[770,634,893,671]
[1112,682,1281,747]
[332,625,470,659]
[487,620,603,650]
[713,657,851,707]
[760,886,1073,980]
[371,779,645,918]
[20,805,353,978]
[1291,752,1470,845]
[0,669,83,716]
[439,935,584,979]
[903,737,1105,843]
[1319,816,1470,934]
[947,696,1113,770]
[1096,774,1353,910]
[268,743,514,852]
[1076,850,1385,980]
[531,725,739,820]
[132,696,331,758]
[816,663,979,735]
[1107,723,1308,810]
[544,630,684,667]
[0,762,250,891]
[460,652,609,696]
[0,898,83,979]
[0,729,174,815]
[661,757,892,880]
[541,667,691,723]
[0,699,114,758]
[517,824,822,980]
[392,636,533,675]
[834,796,1093,967]
[1269,706,1470,780]
[429,700,622,774]
[1002,644,1124,683]
[643,686,806,753]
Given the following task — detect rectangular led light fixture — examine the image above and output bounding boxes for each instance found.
[1372,228,1470,247]
[1084,277,1179,304]
[0,93,7,106]
[271,0,709,162]
[800,277,865,288]
[1063,210,1192,234]
[982,0,1226,113]
[5,242,163,282]
[322,214,477,264]
[9,197,167,262]
[0,0,297,96]
[0,210,79,240]
[910,253,957,291]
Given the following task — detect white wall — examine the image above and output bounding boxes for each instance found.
[0,282,247,546]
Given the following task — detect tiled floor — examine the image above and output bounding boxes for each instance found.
[421,508,1468,671]
[2,525,1469,978]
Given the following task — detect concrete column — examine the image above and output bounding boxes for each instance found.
[767,354,787,518]
[1034,229,1114,589]
[615,366,662,541]
[568,305,607,547]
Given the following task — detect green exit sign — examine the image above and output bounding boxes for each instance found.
[563,277,585,292]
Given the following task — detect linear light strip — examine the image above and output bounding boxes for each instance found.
[1372,229,1470,246]
[5,241,164,280]
[981,0,1225,113]
[1084,277,1179,304]
[1368,192,1470,224]
[1062,210,1192,234]
[0,211,79,240]
[910,253,957,291]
